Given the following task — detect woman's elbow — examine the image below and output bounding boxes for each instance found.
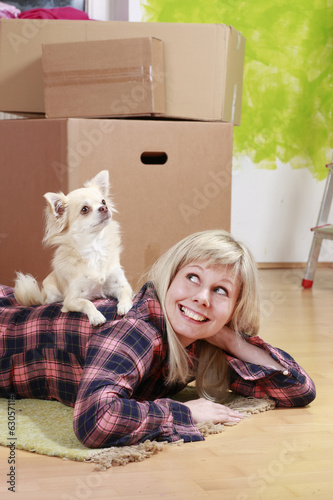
[74,421,124,448]
[276,381,316,408]
[72,410,116,448]
[302,383,316,406]
[73,417,101,448]
[298,377,317,407]
[73,409,134,448]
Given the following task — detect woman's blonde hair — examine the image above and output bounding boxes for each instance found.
[148,229,260,403]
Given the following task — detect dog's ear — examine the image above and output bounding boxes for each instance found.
[44,192,67,218]
[43,192,68,245]
[84,170,110,197]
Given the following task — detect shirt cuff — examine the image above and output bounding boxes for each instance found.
[225,335,306,383]
[160,400,204,443]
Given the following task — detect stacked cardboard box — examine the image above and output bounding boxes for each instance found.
[0,19,245,289]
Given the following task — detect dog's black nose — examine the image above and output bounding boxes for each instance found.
[98,205,108,212]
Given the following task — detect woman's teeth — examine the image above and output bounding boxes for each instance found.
[180,305,207,322]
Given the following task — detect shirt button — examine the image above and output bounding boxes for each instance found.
[282,370,289,376]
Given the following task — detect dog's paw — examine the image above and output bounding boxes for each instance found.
[117,300,132,316]
[88,310,107,327]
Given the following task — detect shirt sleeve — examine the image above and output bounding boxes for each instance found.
[225,336,316,407]
[73,317,204,448]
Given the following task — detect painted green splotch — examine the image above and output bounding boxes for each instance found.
[142,0,333,180]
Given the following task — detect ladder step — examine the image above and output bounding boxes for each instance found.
[311,224,333,238]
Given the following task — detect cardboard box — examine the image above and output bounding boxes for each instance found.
[0,119,233,289]
[0,19,245,123]
[42,37,165,119]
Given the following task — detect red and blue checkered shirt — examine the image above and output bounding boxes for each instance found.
[0,283,315,448]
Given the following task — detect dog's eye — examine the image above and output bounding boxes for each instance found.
[102,199,106,205]
[80,206,90,215]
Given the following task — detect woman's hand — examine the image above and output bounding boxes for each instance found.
[207,324,240,352]
[183,398,243,424]
[207,325,286,371]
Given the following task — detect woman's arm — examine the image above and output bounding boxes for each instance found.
[206,327,316,407]
[207,325,287,371]
[73,318,205,448]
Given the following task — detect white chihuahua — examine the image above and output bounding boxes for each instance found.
[14,170,133,326]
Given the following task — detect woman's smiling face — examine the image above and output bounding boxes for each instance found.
[165,262,240,347]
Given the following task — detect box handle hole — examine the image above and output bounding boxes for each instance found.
[140,152,168,165]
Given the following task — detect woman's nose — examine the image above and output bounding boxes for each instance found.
[193,288,210,307]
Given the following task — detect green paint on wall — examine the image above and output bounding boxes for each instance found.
[142,0,333,180]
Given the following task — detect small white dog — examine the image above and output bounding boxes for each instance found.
[14,170,133,326]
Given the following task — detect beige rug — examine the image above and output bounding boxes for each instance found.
[0,391,275,470]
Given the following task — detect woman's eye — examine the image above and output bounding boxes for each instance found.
[214,286,228,296]
[187,273,199,284]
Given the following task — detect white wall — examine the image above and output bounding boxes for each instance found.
[128,0,145,21]
[86,0,128,21]
[86,0,144,22]
[231,157,333,263]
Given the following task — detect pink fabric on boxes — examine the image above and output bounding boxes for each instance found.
[18,6,89,20]
[0,1,20,18]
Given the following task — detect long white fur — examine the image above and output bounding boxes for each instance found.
[14,170,133,326]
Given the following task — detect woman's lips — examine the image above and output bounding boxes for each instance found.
[179,305,209,322]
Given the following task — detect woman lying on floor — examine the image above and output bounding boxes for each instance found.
[0,230,316,448]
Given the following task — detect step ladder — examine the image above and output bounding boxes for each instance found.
[302,162,333,288]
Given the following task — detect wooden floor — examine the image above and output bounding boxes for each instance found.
[0,267,332,500]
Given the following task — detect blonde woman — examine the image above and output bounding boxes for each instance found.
[0,230,316,448]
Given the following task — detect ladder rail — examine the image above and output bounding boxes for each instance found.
[315,162,333,227]
[302,162,333,288]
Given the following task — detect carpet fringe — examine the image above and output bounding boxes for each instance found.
[86,440,166,470]
[226,395,276,413]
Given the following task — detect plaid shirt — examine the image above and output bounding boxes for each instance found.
[0,283,315,448]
